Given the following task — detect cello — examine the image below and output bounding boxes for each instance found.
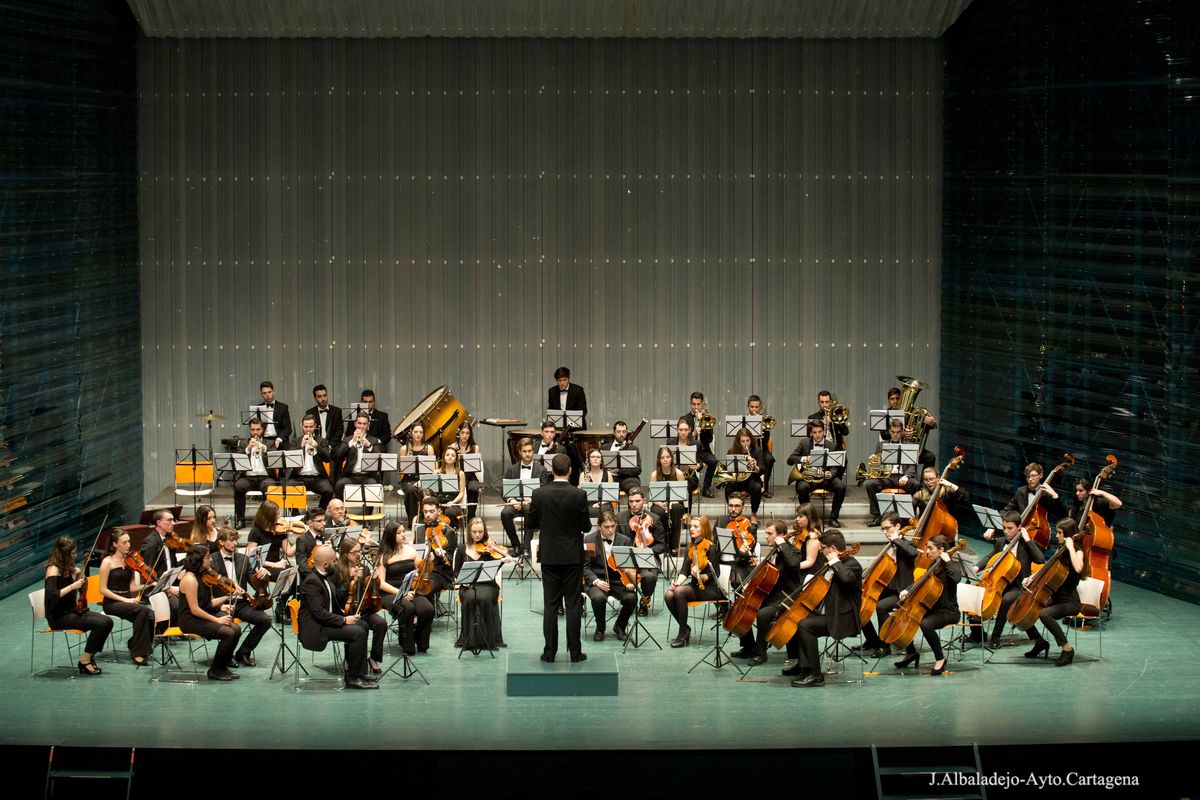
[1021,454,1075,549]
[879,539,967,648]
[1006,526,1088,631]
[765,542,861,649]
[905,446,965,569]
[723,527,798,636]
[1080,454,1118,613]
[858,527,907,627]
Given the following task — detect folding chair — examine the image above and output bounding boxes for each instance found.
[147,592,206,683]
[174,457,215,507]
[28,590,85,679]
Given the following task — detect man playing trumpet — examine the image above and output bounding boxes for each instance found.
[289,414,334,509]
[233,417,276,528]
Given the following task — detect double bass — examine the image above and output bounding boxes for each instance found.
[879,539,967,648]
[765,542,861,649]
[723,528,798,636]
[905,446,965,570]
[1080,454,1118,613]
[1021,454,1075,549]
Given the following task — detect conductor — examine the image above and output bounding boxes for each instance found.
[526,453,591,663]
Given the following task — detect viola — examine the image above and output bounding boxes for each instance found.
[165,530,192,553]
[766,542,861,649]
[905,446,965,569]
[1006,530,1088,631]
[686,537,713,591]
[629,513,655,549]
[1080,454,1118,613]
[201,567,240,597]
[274,519,305,535]
[248,571,272,609]
[125,551,158,585]
[356,574,383,615]
[1021,453,1074,549]
[604,539,637,590]
[724,530,798,636]
[727,517,757,568]
[425,521,452,567]
[879,539,967,647]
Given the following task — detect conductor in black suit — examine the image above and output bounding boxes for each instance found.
[306,384,344,445]
[258,380,293,448]
[526,453,591,663]
[297,544,377,690]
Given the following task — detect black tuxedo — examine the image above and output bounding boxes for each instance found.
[500,459,549,553]
[232,437,281,522]
[860,536,921,649]
[807,410,849,449]
[306,404,344,444]
[256,401,293,444]
[678,412,717,491]
[582,531,637,633]
[547,383,588,429]
[328,569,387,663]
[787,436,847,520]
[297,568,368,677]
[863,439,920,517]
[333,433,383,499]
[795,556,863,672]
[1003,484,1068,521]
[617,509,664,600]
[526,479,591,659]
[362,409,392,448]
[600,437,642,494]
[288,435,335,507]
[211,550,272,657]
[293,528,325,582]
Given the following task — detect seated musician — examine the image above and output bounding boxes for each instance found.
[398,421,436,523]
[681,391,718,497]
[664,515,724,647]
[911,467,968,519]
[333,412,382,501]
[289,414,334,509]
[649,445,688,556]
[98,530,154,666]
[855,512,920,659]
[298,544,377,689]
[787,419,847,528]
[716,492,757,592]
[535,419,567,461]
[500,438,547,557]
[583,510,637,642]
[245,499,295,621]
[211,526,273,668]
[294,507,328,583]
[177,545,245,682]
[722,428,765,519]
[1018,518,1086,666]
[978,511,1045,648]
[454,518,512,651]
[864,418,918,526]
[257,380,293,449]
[1071,479,1122,528]
[335,538,386,676]
[730,519,805,666]
[808,390,849,452]
[667,418,703,493]
[375,521,434,656]
[358,389,392,449]
[233,417,277,529]
[791,531,863,687]
[191,504,220,553]
[893,534,962,676]
[306,384,343,448]
[579,447,614,518]
[746,395,775,498]
[618,487,666,616]
[454,421,483,511]
[1002,462,1067,528]
[602,420,643,496]
[430,445,467,529]
[880,387,903,440]
[43,536,112,676]
[138,508,183,619]
[418,495,458,597]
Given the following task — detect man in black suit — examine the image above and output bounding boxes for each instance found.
[293,507,328,584]
[583,510,637,642]
[297,544,377,689]
[333,412,383,500]
[791,530,863,687]
[501,437,548,555]
[601,420,642,496]
[233,417,278,527]
[526,453,591,663]
[290,414,334,508]
[535,419,568,462]
[808,390,849,452]
[617,487,665,614]
[786,419,847,527]
[306,384,344,447]
[746,395,775,497]
[211,527,273,668]
[863,418,919,526]
[139,508,182,621]
[257,380,293,448]
[547,366,587,429]
[358,389,392,449]
[681,391,718,497]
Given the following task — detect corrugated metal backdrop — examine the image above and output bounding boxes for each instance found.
[139,36,942,495]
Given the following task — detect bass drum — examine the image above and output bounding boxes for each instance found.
[393,386,471,457]
[506,428,542,464]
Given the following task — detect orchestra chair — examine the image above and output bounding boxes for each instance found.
[87,575,132,664]
[664,564,731,646]
[147,591,207,684]
[809,488,831,524]
[173,457,215,508]
[819,628,868,686]
[1059,577,1105,663]
[266,484,308,512]
[28,589,85,679]
[288,597,344,691]
[940,582,987,670]
[345,483,386,530]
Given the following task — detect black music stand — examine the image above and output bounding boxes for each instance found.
[649,480,689,570]
[601,450,639,474]
[876,493,916,519]
[502,478,541,583]
[174,445,212,520]
[265,449,304,513]
[612,545,662,652]
[687,528,746,675]
[268,567,301,679]
[582,481,619,514]
[724,415,763,438]
[455,559,504,659]
[869,409,907,436]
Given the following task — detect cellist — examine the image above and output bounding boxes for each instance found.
[855,511,921,659]
[730,520,807,668]
[995,462,1066,551]
[583,510,637,642]
[978,511,1045,648]
[912,467,969,519]
[335,538,386,675]
[790,531,863,687]
[893,534,963,676]
[1016,518,1086,666]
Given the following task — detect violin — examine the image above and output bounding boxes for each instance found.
[125,551,158,585]
[410,552,436,596]
[274,519,305,535]
[248,571,272,609]
[474,541,509,559]
[201,567,240,597]
[75,517,108,614]
[629,513,655,549]
[724,529,798,636]
[604,539,637,590]
[766,542,861,648]
[879,539,967,647]
[165,531,192,553]
[425,521,452,567]
[686,537,713,591]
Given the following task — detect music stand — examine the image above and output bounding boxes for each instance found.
[722,454,755,474]
[174,445,212,519]
[649,419,675,440]
[869,409,907,433]
[808,449,847,473]
[544,409,584,430]
[265,449,304,508]
[671,445,697,469]
[324,524,365,551]
[973,505,1005,531]
[455,559,504,658]
[876,493,916,519]
[268,567,301,679]
[345,402,371,425]
[380,629,430,685]
[537,453,558,472]
[345,483,385,522]
[724,415,763,438]
[502,478,541,580]
[789,420,809,438]
[214,452,253,487]
[611,545,662,652]
[601,450,639,473]
[583,482,619,507]
[687,533,743,675]
[151,565,183,595]
[881,443,920,467]
[419,472,461,496]
[248,404,277,439]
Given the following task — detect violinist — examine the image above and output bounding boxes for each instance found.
[787,419,847,528]
[649,445,688,555]
[893,534,962,676]
[790,531,863,687]
[722,428,765,519]
[418,496,458,596]
[399,421,436,523]
[294,507,327,583]
[603,420,642,496]
[978,511,1045,649]
[1018,518,1086,666]
[454,420,483,510]
[1001,462,1067,528]
[501,438,548,557]
[43,536,112,676]
[746,395,775,498]
[716,492,757,592]
[211,527,273,668]
[289,414,334,509]
[855,512,920,659]
[336,539,386,675]
[454,518,512,651]
[177,545,244,681]
[190,504,220,553]
[618,487,666,615]
[98,531,153,666]
[375,521,434,655]
[233,417,277,528]
[583,510,637,642]
[1070,479,1122,528]
[434,444,468,529]
[864,418,918,526]
[731,520,807,668]
[246,500,296,622]
[579,447,614,518]
[298,544,376,689]
[138,509,182,620]
[664,515,723,647]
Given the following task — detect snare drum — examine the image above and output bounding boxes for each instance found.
[394,386,471,457]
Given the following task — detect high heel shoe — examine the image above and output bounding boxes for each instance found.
[893,652,920,669]
[1054,648,1075,667]
[132,656,147,668]
[931,660,947,676]
[1024,640,1050,659]
[669,628,691,648]
[77,660,101,676]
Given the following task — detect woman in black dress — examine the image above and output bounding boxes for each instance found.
[664,515,724,647]
[191,504,220,553]
[177,544,244,681]
[97,530,154,666]
[894,533,962,676]
[1018,518,1086,666]
[454,518,513,651]
[374,521,435,655]
[42,536,112,675]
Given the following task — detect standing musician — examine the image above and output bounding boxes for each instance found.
[434,445,468,529]
[864,418,918,526]
[601,420,643,496]
[855,512,920,659]
[716,492,757,592]
[191,504,220,553]
[257,380,293,449]
[974,510,1045,648]
[417,495,458,597]
[454,518,512,651]
[681,391,718,497]
[298,544,377,689]
[1070,479,1122,529]
[358,389,392,449]
[43,536,112,675]
[583,510,637,642]
[210,526,273,668]
[454,421,483,511]
[333,412,382,500]
[500,437,548,557]
[335,538,387,675]
[177,544,245,682]
[306,384,343,448]
[1002,462,1067,528]
[1017,518,1086,666]
[880,387,903,440]
[730,519,806,667]
[722,428,765,519]
[912,466,969,519]
[138,508,183,618]
[98,530,154,667]
[892,534,962,676]
[649,445,689,555]
[746,395,775,498]
[293,507,328,583]
[809,390,849,452]
[790,530,863,687]
[664,515,723,647]
[375,521,434,655]
[618,486,666,616]
[398,421,436,524]
[787,419,847,528]
[232,417,277,528]
[579,448,615,518]
[289,414,334,509]
[548,366,588,429]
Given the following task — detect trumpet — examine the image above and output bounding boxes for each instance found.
[698,404,716,431]
[302,434,318,456]
[247,436,267,456]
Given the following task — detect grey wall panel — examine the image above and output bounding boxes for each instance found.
[139,37,942,496]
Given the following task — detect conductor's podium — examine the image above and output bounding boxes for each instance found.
[505,652,618,697]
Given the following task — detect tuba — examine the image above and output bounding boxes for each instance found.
[896,375,932,451]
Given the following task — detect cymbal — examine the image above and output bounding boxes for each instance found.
[480,418,525,427]
[196,411,225,421]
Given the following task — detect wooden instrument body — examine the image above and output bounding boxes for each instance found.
[912,499,958,570]
[977,540,1022,620]
[1005,536,1083,630]
[1026,504,1052,549]
[766,542,860,648]
[248,572,272,609]
[1085,511,1114,612]
[688,538,712,591]
[858,546,898,626]
[411,554,435,596]
[724,559,780,636]
[879,539,965,647]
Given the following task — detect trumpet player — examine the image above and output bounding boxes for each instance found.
[786,419,847,528]
[808,390,849,451]
[681,391,718,497]
[747,395,775,498]
[334,412,382,500]
[289,414,334,509]
[721,428,766,518]
[863,418,918,526]
[233,417,276,528]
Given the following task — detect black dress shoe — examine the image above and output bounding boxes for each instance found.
[233,653,256,668]
[763,489,774,499]
[781,663,805,677]
[702,487,716,498]
[791,673,825,687]
[637,602,649,616]
[894,652,920,669]
[539,653,555,663]
[593,630,605,642]
[827,518,841,529]
[570,652,588,663]
[867,516,881,527]
[1054,648,1075,667]
[748,654,768,666]
[613,626,628,642]
[207,669,236,681]
[730,647,755,659]
[345,677,379,690]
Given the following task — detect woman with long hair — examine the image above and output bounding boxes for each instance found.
[177,544,244,681]
[42,536,112,675]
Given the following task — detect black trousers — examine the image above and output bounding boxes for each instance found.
[229,599,272,656]
[356,611,387,662]
[101,599,153,659]
[793,477,847,521]
[903,607,959,661]
[233,475,272,520]
[990,586,1023,642]
[1024,599,1081,647]
[500,504,527,553]
[541,563,584,658]
[47,611,113,656]
[863,477,910,516]
[723,478,763,514]
[796,614,844,672]
[389,593,435,653]
[179,617,242,671]
[697,449,718,491]
[586,582,636,632]
[315,622,368,678]
[860,589,901,648]
[294,474,335,509]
